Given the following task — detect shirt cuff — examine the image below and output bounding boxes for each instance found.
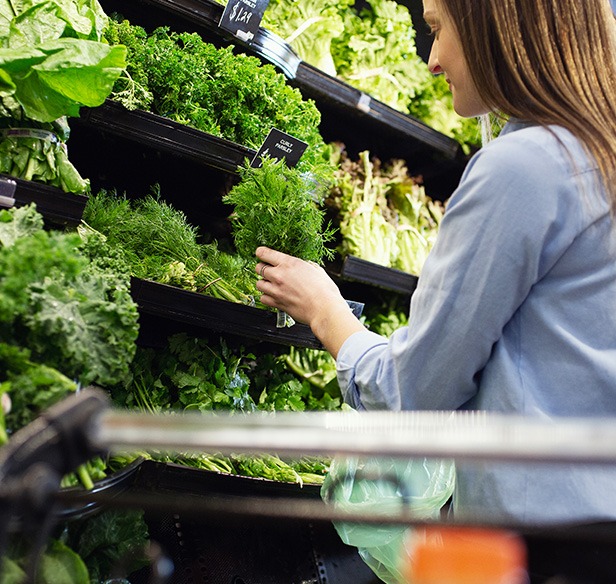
[336,329,389,410]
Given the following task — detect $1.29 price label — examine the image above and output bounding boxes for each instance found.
[219,0,270,43]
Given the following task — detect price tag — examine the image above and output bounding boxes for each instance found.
[219,0,270,43]
[251,128,308,168]
[357,92,371,113]
[0,177,16,209]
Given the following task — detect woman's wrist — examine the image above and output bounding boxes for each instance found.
[310,297,366,359]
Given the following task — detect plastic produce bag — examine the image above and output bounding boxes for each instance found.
[321,456,455,584]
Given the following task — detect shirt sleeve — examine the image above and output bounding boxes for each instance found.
[336,129,582,412]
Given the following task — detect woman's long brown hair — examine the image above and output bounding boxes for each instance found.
[440,0,616,210]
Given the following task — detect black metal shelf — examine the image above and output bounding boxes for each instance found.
[338,255,419,297]
[0,174,88,227]
[117,460,380,584]
[293,62,460,160]
[75,100,256,175]
[131,277,322,349]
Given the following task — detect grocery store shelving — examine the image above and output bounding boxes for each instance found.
[131,277,322,349]
[76,100,256,175]
[0,173,88,227]
[97,0,467,196]
[338,255,419,296]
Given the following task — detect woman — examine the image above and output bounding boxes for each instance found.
[255,0,616,567]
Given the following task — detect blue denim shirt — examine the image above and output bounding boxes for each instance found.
[336,120,616,524]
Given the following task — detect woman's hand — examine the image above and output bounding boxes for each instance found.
[255,246,366,358]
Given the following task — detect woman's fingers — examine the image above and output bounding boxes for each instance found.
[255,246,284,266]
[256,262,271,280]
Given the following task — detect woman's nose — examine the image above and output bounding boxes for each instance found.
[427,43,442,75]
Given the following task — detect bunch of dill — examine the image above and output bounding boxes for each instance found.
[224,156,336,265]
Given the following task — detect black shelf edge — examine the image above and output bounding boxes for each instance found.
[135,460,322,499]
[294,63,461,160]
[75,101,256,174]
[131,277,322,349]
[0,173,88,227]
[340,255,418,296]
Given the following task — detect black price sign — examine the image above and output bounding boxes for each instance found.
[251,128,308,168]
[219,0,270,43]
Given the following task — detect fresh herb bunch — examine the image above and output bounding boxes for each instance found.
[103,18,332,175]
[224,156,336,264]
[82,188,256,304]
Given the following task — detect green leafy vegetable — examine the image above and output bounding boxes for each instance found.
[331,0,432,114]
[284,346,339,397]
[224,155,336,265]
[0,0,127,192]
[261,0,481,150]
[82,188,255,304]
[0,203,139,433]
[104,19,331,175]
[110,332,343,484]
[261,0,354,76]
[0,128,89,192]
[0,0,126,122]
[0,201,43,246]
[331,149,399,267]
[65,509,150,583]
[0,538,89,584]
[0,342,77,443]
[327,147,443,275]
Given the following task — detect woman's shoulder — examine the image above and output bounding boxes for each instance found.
[450,120,607,227]
[474,120,593,178]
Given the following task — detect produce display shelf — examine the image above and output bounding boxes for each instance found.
[340,255,419,296]
[130,277,322,349]
[99,0,300,77]
[293,62,461,160]
[0,173,88,227]
[118,460,378,584]
[98,0,462,162]
[75,100,256,174]
[133,459,322,499]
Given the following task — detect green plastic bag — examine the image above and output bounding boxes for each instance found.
[321,456,456,584]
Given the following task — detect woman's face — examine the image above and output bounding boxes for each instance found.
[423,0,488,117]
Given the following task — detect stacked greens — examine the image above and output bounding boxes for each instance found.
[0,203,140,480]
[0,204,139,407]
[260,0,480,150]
[109,332,346,485]
[0,0,126,192]
[83,183,343,483]
[103,18,333,176]
[327,147,444,276]
[82,188,257,304]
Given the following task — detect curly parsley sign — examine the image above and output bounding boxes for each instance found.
[251,128,308,168]
[219,0,270,42]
